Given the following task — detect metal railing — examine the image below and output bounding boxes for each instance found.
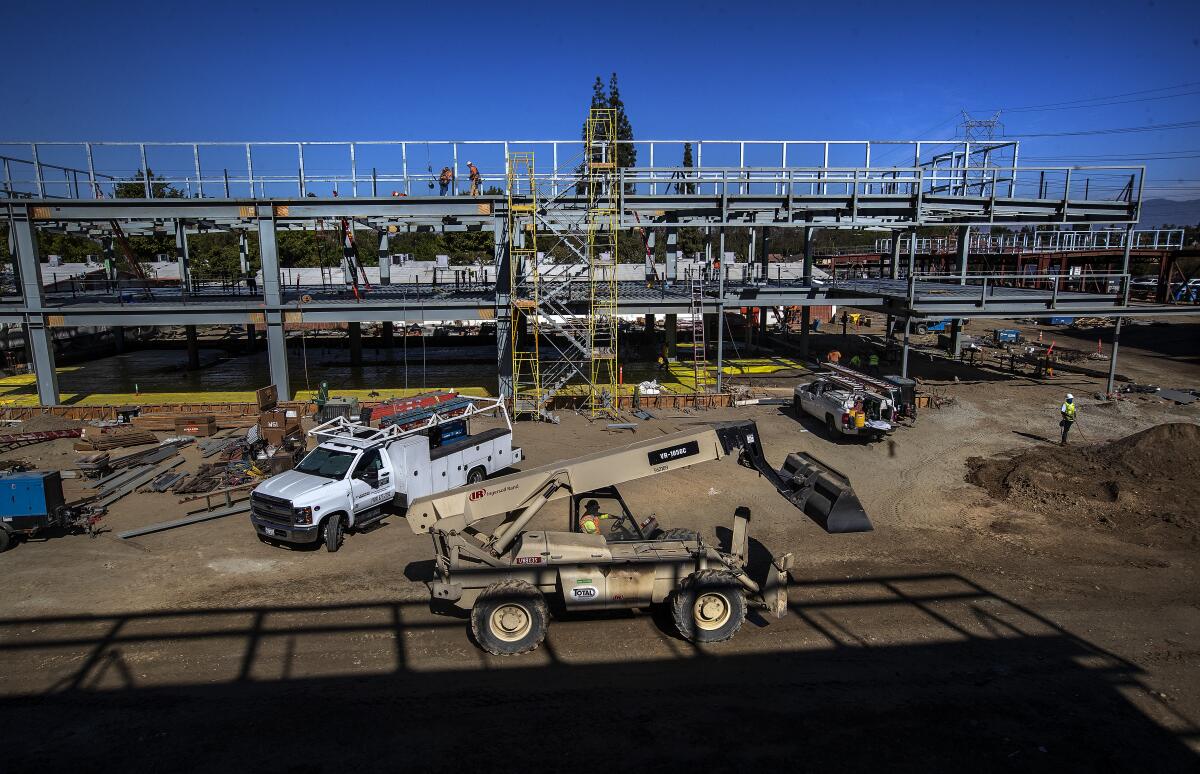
[875,228,1182,255]
[912,270,1131,303]
[0,137,1099,202]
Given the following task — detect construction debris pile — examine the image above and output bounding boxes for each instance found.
[966,423,1200,544]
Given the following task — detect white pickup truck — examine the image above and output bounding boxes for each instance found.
[250,396,522,551]
[794,377,894,441]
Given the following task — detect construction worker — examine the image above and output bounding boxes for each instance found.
[849,354,863,369]
[868,352,880,375]
[578,499,613,535]
[1059,393,1077,445]
[827,349,842,364]
[467,161,481,196]
[438,166,453,196]
[658,341,669,372]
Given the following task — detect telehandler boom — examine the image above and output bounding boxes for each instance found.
[406,420,870,655]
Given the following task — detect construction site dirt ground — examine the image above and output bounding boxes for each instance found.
[1,316,1198,772]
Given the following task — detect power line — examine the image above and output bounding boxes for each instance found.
[976,81,1200,113]
[992,89,1200,114]
[1006,120,1200,138]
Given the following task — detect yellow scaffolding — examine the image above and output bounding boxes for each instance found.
[507,152,543,417]
[585,108,620,417]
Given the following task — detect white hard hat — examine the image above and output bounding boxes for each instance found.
[467,160,473,165]
[1066,393,1074,400]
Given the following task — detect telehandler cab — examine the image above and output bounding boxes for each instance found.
[405,420,871,655]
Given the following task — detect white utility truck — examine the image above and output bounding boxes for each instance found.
[794,370,895,441]
[250,395,522,551]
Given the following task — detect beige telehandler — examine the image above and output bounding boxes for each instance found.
[405,420,871,655]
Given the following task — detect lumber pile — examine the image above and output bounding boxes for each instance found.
[132,413,257,432]
[74,427,159,451]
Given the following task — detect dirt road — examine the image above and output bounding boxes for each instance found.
[1,318,1198,772]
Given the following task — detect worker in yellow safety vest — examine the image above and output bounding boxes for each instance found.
[1059,393,1077,445]
[579,500,613,535]
[868,352,880,375]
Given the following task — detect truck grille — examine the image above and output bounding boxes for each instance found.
[251,492,293,527]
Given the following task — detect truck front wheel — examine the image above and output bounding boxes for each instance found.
[323,513,345,552]
[470,580,548,656]
[672,570,746,644]
[467,466,486,485]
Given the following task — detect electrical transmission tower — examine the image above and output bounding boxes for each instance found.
[959,111,1004,142]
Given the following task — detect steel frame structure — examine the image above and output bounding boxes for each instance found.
[2,135,1186,409]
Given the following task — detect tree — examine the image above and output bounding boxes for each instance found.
[607,73,636,172]
[679,142,696,194]
[114,168,184,199]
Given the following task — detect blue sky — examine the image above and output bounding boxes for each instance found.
[2,0,1199,198]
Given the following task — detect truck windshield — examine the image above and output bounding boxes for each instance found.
[296,448,356,479]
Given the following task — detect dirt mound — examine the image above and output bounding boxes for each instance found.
[966,423,1200,545]
[11,414,86,432]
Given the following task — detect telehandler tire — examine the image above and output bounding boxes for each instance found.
[323,513,344,553]
[470,579,548,656]
[672,570,746,644]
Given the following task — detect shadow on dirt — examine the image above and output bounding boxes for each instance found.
[1,573,1196,772]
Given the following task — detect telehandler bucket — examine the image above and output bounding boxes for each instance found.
[775,452,872,534]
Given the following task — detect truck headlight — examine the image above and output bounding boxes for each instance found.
[293,506,313,525]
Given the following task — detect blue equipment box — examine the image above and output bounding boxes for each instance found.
[1047,316,1075,326]
[0,471,65,526]
[993,328,1020,343]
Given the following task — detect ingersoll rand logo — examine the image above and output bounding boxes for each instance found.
[469,488,486,501]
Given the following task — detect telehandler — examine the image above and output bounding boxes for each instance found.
[405,420,871,655]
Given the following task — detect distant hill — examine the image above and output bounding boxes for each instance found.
[1138,198,1200,228]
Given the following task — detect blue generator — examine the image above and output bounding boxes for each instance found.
[0,471,66,546]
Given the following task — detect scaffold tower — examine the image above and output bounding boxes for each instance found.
[585,107,620,417]
[506,153,543,418]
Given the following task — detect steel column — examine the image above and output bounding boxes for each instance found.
[265,318,289,400]
[716,230,725,393]
[907,227,917,279]
[257,210,282,306]
[890,232,901,279]
[957,225,970,286]
[901,318,911,379]
[348,322,362,367]
[257,210,289,396]
[378,232,391,285]
[494,223,512,399]
[800,226,814,358]
[665,224,679,282]
[1106,223,1135,394]
[185,325,200,370]
[25,320,59,406]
